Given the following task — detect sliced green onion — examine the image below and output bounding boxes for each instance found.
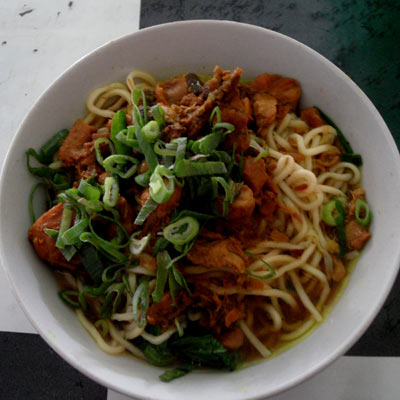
[149,165,175,204]
[94,137,114,166]
[80,232,128,264]
[116,127,141,152]
[58,290,79,307]
[154,140,178,157]
[151,105,166,128]
[211,177,232,217]
[103,176,119,208]
[135,170,151,187]
[191,130,224,155]
[142,120,161,143]
[174,160,227,177]
[78,281,112,311]
[78,179,101,201]
[168,267,179,305]
[136,125,158,172]
[171,265,191,294]
[64,188,103,213]
[245,251,276,279]
[322,200,339,226]
[94,319,109,338]
[110,109,131,155]
[152,250,171,302]
[163,216,200,246]
[209,106,222,124]
[132,279,150,328]
[29,182,51,223]
[103,154,139,179]
[314,106,354,154]
[340,153,363,166]
[78,243,105,284]
[129,233,150,256]
[172,137,187,163]
[134,196,158,226]
[101,263,126,283]
[88,214,129,249]
[27,129,69,165]
[333,198,347,258]
[355,199,372,226]
[101,282,126,319]
[55,205,73,250]
[62,218,89,246]
[152,237,170,256]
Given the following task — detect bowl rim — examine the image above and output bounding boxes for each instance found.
[1,19,400,400]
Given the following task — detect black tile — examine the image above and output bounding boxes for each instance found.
[0,332,107,400]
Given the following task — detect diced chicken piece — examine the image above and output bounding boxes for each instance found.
[155,75,188,105]
[332,256,346,282]
[300,107,324,128]
[242,157,270,196]
[224,308,245,328]
[270,229,290,242]
[227,185,255,220]
[220,328,245,350]
[251,73,301,111]
[252,92,277,129]
[115,196,135,234]
[140,186,182,235]
[347,188,366,219]
[28,203,80,270]
[345,219,371,250]
[147,292,191,329]
[58,119,95,168]
[187,237,248,274]
[258,190,278,219]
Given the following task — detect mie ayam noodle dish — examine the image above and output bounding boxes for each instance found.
[27,66,372,381]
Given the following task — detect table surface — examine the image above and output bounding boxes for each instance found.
[1,0,399,399]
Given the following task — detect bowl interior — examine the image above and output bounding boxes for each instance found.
[1,20,400,400]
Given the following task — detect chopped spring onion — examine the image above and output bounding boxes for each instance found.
[132,279,150,328]
[78,281,113,311]
[94,319,109,338]
[135,170,151,187]
[174,160,227,177]
[245,251,276,279]
[129,233,150,256]
[149,165,175,204]
[63,188,103,213]
[154,140,178,157]
[209,106,222,124]
[151,105,166,128]
[103,154,139,179]
[29,182,51,223]
[78,179,101,201]
[322,199,342,226]
[134,196,158,225]
[173,137,187,163]
[94,137,114,166]
[101,282,126,319]
[116,127,141,152]
[191,130,224,155]
[340,153,363,166]
[88,214,129,249]
[314,106,354,154]
[110,110,131,155]
[27,129,69,165]
[78,243,106,284]
[171,265,191,294]
[152,251,171,303]
[62,218,89,246]
[101,263,127,283]
[333,198,347,258]
[142,120,161,143]
[55,205,73,250]
[80,232,128,264]
[58,290,79,307]
[136,125,158,172]
[103,176,119,208]
[355,199,372,226]
[163,216,200,246]
[211,176,232,217]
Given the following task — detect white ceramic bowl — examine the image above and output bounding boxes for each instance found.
[1,20,400,400]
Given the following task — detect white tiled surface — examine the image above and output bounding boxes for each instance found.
[1,2,399,399]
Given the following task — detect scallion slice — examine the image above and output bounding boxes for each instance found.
[129,233,150,256]
[355,199,372,226]
[174,160,227,177]
[134,196,158,226]
[103,154,139,179]
[163,216,200,246]
[132,279,150,328]
[142,120,161,143]
[149,165,175,204]
[245,251,276,279]
[103,176,119,208]
[152,251,171,303]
